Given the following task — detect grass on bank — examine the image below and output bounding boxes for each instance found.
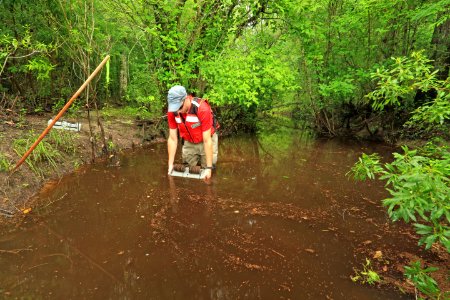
[0,153,12,172]
[12,129,77,177]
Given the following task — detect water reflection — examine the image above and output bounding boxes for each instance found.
[0,129,413,299]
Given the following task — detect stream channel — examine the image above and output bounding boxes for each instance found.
[1,129,417,299]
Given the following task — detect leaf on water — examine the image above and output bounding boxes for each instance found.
[373,250,383,259]
[305,249,315,254]
[22,208,31,214]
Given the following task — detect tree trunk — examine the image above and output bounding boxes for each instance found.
[119,53,128,99]
[430,12,450,80]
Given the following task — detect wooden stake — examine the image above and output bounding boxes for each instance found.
[11,55,110,172]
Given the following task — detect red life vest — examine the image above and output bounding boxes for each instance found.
[175,98,217,144]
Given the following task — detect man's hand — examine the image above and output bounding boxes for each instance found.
[204,168,212,181]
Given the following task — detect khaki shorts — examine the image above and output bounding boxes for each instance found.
[182,133,218,168]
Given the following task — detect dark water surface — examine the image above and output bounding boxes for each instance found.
[1,131,414,299]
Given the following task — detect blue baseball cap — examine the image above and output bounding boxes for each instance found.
[167,85,187,112]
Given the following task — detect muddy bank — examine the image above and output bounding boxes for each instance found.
[0,112,164,222]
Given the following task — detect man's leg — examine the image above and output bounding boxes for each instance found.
[182,140,201,167]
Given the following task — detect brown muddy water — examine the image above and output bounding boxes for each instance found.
[0,132,416,299]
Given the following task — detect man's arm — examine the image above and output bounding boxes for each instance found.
[202,128,213,179]
[167,128,178,174]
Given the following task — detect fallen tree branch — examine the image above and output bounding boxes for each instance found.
[0,247,33,255]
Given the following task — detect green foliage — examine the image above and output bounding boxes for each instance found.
[0,153,12,172]
[351,48,450,254]
[101,106,154,121]
[215,105,259,135]
[404,261,447,299]
[51,98,83,115]
[103,0,287,116]
[202,34,297,110]
[276,0,450,134]
[351,258,381,285]
[350,41,450,295]
[318,77,357,102]
[13,129,78,177]
[347,153,384,180]
[25,57,55,80]
[1,0,448,135]
[0,25,54,102]
[202,52,260,107]
[13,131,61,177]
[408,88,450,133]
[48,130,76,155]
[411,0,450,25]
[367,51,437,111]
[350,142,450,252]
[366,51,450,135]
[107,139,117,152]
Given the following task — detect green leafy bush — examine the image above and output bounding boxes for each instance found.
[366,51,450,135]
[25,57,55,80]
[351,49,450,297]
[367,51,438,111]
[201,35,297,110]
[349,142,450,252]
[404,261,449,300]
[408,91,450,133]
